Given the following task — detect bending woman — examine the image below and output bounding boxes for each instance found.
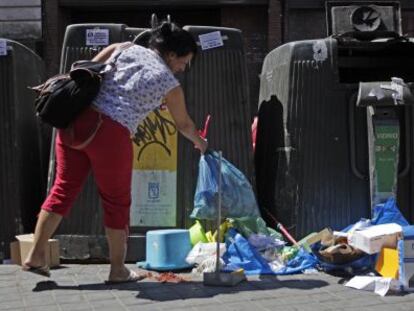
[23,21,208,282]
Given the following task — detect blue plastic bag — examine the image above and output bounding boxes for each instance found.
[223,229,273,275]
[273,248,318,275]
[371,197,409,226]
[191,150,260,220]
[315,250,376,274]
[223,229,317,275]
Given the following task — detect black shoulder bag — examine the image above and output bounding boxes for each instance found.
[31,43,131,129]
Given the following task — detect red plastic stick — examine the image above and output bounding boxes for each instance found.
[263,208,299,246]
[277,223,299,247]
[199,114,211,139]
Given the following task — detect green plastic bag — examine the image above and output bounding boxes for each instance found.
[189,220,208,246]
[229,217,279,239]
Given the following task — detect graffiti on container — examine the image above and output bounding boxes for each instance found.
[133,109,177,161]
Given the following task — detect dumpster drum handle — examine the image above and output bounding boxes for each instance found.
[349,93,366,179]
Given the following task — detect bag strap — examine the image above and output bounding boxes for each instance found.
[105,42,134,67]
[69,112,103,150]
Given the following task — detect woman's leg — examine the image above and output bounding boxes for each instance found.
[23,210,62,268]
[86,116,137,281]
[24,131,91,269]
[105,227,130,280]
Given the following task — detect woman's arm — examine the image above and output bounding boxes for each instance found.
[92,43,123,62]
[165,86,208,153]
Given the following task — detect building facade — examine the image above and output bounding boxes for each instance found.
[0,0,42,51]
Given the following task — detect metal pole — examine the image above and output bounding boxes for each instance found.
[215,151,222,276]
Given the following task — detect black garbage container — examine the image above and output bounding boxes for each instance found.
[255,1,414,238]
[0,39,45,260]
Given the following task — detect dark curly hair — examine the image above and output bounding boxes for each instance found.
[148,22,197,58]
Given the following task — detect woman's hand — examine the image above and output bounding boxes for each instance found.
[194,136,208,154]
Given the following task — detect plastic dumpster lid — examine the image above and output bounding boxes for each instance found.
[356,78,414,107]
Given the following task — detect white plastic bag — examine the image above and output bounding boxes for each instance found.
[192,257,225,274]
[185,242,226,265]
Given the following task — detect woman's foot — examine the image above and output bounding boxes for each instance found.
[22,251,50,277]
[23,248,47,270]
[22,247,50,276]
[106,267,146,284]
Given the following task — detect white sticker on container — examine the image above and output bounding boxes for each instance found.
[86,29,109,46]
[198,31,224,50]
[312,40,328,62]
[0,40,7,56]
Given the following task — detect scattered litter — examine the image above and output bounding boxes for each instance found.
[193,257,225,274]
[345,276,399,296]
[186,242,226,266]
[146,272,189,283]
[302,268,319,274]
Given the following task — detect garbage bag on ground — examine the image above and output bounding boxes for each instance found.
[222,229,317,275]
[271,248,318,275]
[191,150,260,220]
[222,228,275,275]
[229,217,275,238]
[186,242,226,265]
[192,220,231,243]
[248,234,285,252]
[188,220,208,246]
[193,257,225,274]
[314,197,409,274]
[371,197,409,227]
[248,233,286,262]
[211,220,231,242]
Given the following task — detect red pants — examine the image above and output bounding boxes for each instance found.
[41,108,133,230]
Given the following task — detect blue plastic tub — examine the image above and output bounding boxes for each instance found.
[137,229,193,271]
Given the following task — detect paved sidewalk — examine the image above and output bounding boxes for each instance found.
[0,264,413,311]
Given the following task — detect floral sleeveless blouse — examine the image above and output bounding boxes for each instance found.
[93,44,179,135]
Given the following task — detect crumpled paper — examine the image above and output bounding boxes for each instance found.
[345,276,399,296]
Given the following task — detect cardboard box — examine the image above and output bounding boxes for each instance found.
[349,223,402,254]
[10,234,60,267]
[298,228,333,252]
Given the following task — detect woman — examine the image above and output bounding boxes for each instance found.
[23,21,208,283]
